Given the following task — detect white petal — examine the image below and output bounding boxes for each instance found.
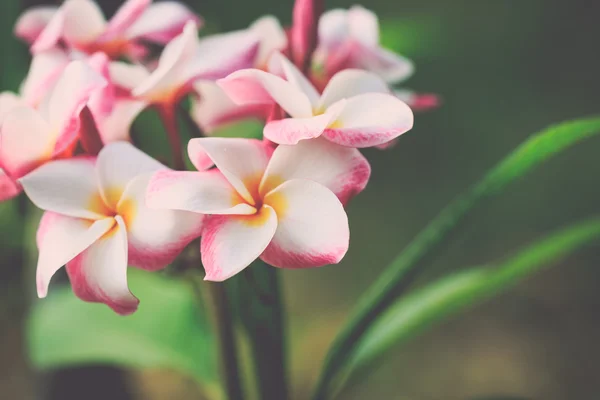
[108,61,150,91]
[202,207,278,281]
[261,179,349,268]
[125,1,200,44]
[318,9,350,47]
[348,6,379,46]
[96,142,165,208]
[317,69,390,110]
[66,215,138,315]
[14,6,58,43]
[36,212,114,298]
[271,52,319,107]
[20,157,105,220]
[61,0,107,45]
[20,49,70,106]
[249,16,287,67]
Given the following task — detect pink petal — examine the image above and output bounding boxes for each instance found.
[96,142,164,209]
[14,6,58,44]
[323,93,414,148]
[290,0,322,70]
[30,8,66,53]
[117,174,204,270]
[395,90,441,112]
[218,67,313,118]
[263,112,337,145]
[36,212,115,298]
[66,215,139,315]
[19,157,105,220]
[317,69,389,110]
[186,138,271,205]
[125,1,201,44]
[20,49,70,107]
[147,170,256,215]
[0,169,21,202]
[260,138,370,204]
[0,106,54,178]
[249,16,287,68]
[355,45,414,85]
[103,0,150,40]
[202,208,278,281]
[260,179,349,268]
[192,81,270,133]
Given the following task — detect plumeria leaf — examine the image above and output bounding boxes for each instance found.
[210,119,264,139]
[313,116,600,400]
[27,268,221,397]
[337,217,600,393]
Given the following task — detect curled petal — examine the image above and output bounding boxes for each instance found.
[66,215,138,315]
[19,157,105,220]
[317,69,389,110]
[14,6,58,43]
[218,68,313,118]
[263,111,338,145]
[261,179,349,268]
[36,212,114,298]
[96,142,165,209]
[118,174,204,270]
[261,138,370,204]
[187,138,271,205]
[147,170,256,215]
[125,1,201,44]
[202,208,278,281]
[323,93,414,148]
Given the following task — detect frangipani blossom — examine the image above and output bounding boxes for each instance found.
[0,61,106,180]
[0,93,28,201]
[20,49,70,107]
[313,6,414,85]
[20,142,204,314]
[147,137,370,281]
[28,0,200,60]
[219,53,414,148]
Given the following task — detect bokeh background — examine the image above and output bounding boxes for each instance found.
[1,0,600,399]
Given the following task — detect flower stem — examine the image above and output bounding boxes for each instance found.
[239,261,288,400]
[206,282,245,400]
[158,105,185,170]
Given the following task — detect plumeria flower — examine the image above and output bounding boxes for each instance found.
[19,49,70,107]
[313,6,414,85]
[27,0,200,60]
[20,142,204,314]
[218,52,413,148]
[0,61,106,181]
[147,137,370,281]
[0,92,28,201]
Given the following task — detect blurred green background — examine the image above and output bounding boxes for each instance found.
[1,0,600,399]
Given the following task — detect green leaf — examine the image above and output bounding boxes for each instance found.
[313,116,600,399]
[27,269,221,398]
[344,217,600,383]
[211,120,264,139]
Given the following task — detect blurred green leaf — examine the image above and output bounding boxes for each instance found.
[211,120,264,139]
[0,0,28,91]
[380,17,444,58]
[342,217,600,386]
[27,269,221,397]
[313,116,600,400]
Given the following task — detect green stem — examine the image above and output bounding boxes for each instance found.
[238,261,288,400]
[312,116,600,400]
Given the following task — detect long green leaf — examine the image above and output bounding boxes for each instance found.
[341,217,600,388]
[27,269,221,399]
[313,116,600,399]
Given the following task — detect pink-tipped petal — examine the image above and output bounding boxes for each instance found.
[103,0,150,40]
[20,49,70,107]
[323,93,414,148]
[96,142,165,208]
[0,169,21,202]
[192,81,270,133]
[218,68,313,118]
[317,69,389,109]
[125,1,201,44]
[202,208,278,281]
[31,8,65,53]
[186,138,271,205]
[261,138,370,204]
[36,212,115,298]
[271,52,320,106]
[14,6,58,43]
[19,157,105,220]
[356,46,414,84]
[147,170,256,215]
[263,112,336,145]
[0,106,53,178]
[117,174,203,270]
[249,16,287,67]
[66,215,138,315]
[261,179,349,268]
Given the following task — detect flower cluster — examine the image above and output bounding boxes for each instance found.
[1,0,434,314]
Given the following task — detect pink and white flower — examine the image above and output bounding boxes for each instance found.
[0,60,106,180]
[26,0,200,60]
[20,142,204,314]
[313,6,414,85]
[147,137,370,281]
[218,53,414,148]
[0,92,28,201]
